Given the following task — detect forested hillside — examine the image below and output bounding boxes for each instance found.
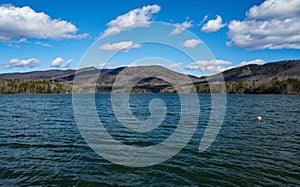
[0,60,299,94]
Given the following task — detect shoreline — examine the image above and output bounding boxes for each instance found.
[0,92,299,95]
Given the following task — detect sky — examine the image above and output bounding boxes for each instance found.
[0,0,300,76]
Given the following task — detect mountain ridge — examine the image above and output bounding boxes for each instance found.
[0,60,299,94]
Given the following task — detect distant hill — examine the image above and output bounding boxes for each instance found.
[0,69,76,81]
[221,60,300,81]
[0,60,299,94]
[203,60,300,94]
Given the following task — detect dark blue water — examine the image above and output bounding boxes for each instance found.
[0,94,299,186]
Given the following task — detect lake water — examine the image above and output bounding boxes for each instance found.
[0,94,299,186]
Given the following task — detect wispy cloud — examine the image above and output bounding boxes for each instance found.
[100,5,160,38]
[170,21,193,35]
[18,38,27,43]
[168,63,182,69]
[201,15,226,33]
[6,38,27,48]
[167,63,183,72]
[35,42,52,47]
[2,58,41,69]
[0,5,88,41]
[99,41,141,52]
[97,62,117,69]
[97,63,106,69]
[50,57,73,68]
[198,15,209,26]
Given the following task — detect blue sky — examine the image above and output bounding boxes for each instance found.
[0,0,299,76]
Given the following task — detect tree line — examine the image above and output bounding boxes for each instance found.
[196,77,300,94]
[0,79,71,94]
[0,77,299,94]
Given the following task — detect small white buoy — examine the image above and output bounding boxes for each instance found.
[257,116,262,122]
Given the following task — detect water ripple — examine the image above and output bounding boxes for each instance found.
[0,94,299,186]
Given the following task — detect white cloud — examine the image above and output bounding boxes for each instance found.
[227,0,300,50]
[185,59,266,75]
[100,5,160,38]
[0,5,88,41]
[168,63,182,69]
[182,39,201,48]
[201,15,226,33]
[2,58,41,69]
[199,15,209,26]
[268,43,300,50]
[99,41,141,52]
[225,41,233,47]
[185,60,232,74]
[97,62,116,69]
[35,42,52,47]
[238,59,266,66]
[127,62,138,67]
[170,21,193,35]
[228,18,300,50]
[50,57,73,68]
[97,63,108,69]
[6,37,27,48]
[247,0,300,20]
[19,38,27,43]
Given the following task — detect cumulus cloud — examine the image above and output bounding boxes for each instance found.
[99,41,141,52]
[2,58,41,69]
[238,59,266,66]
[185,59,267,75]
[0,5,88,41]
[170,21,193,35]
[182,39,201,48]
[100,5,160,38]
[201,15,226,33]
[227,0,300,50]
[185,59,232,74]
[50,57,73,68]
[247,0,300,20]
